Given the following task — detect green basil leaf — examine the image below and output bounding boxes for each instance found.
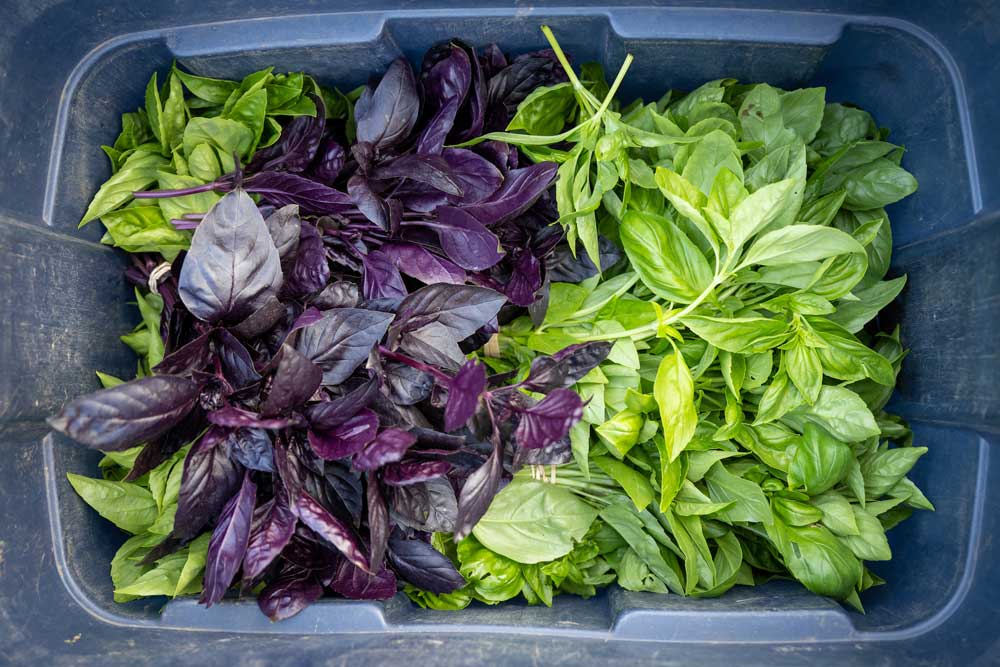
[811,491,861,536]
[99,206,191,261]
[681,129,744,196]
[808,316,896,385]
[174,67,238,104]
[620,210,714,304]
[724,178,797,251]
[755,371,804,424]
[595,410,644,458]
[860,446,929,497]
[473,478,600,564]
[182,117,254,161]
[788,422,852,494]
[66,474,158,534]
[600,501,684,594]
[80,150,170,227]
[784,334,823,404]
[653,347,698,462]
[784,385,880,442]
[772,496,824,527]
[593,456,654,511]
[767,520,862,599]
[155,172,220,222]
[704,462,772,524]
[779,87,826,143]
[507,82,576,136]
[827,276,907,334]
[841,506,892,561]
[224,88,268,156]
[811,103,874,155]
[681,314,789,354]
[740,224,865,268]
[842,158,918,210]
[110,532,165,602]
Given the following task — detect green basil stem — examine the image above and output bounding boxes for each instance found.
[540,25,599,116]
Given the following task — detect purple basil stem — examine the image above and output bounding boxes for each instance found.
[293,491,369,572]
[307,408,379,460]
[207,405,299,430]
[329,561,397,600]
[443,359,487,432]
[514,388,584,450]
[387,532,466,593]
[461,162,558,226]
[174,426,244,541]
[257,571,323,621]
[243,493,297,583]
[47,375,202,451]
[201,470,257,607]
[352,428,418,472]
[381,460,451,487]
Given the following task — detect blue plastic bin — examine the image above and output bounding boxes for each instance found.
[1,2,997,664]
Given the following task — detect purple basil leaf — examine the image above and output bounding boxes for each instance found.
[294,308,394,385]
[382,460,451,487]
[174,426,243,540]
[389,478,457,533]
[307,408,379,460]
[253,93,326,173]
[387,533,465,594]
[153,330,213,375]
[383,362,434,406]
[264,204,302,265]
[207,406,298,429]
[461,162,558,226]
[261,344,323,416]
[417,44,471,155]
[362,250,407,301]
[353,428,417,471]
[243,493,297,583]
[444,360,487,431]
[226,428,275,472]
[503,249,542,307]
[355,58,420,151]
[48,375,201,451]
[389,284,506,345]
[308,135,345,184]
[201,470,257,607]
[546,235,623,283]
[257,571,323,621]
[288,306,325,334]
[283,222,330,297]
[125,406,205,481]
[229,295,286,340]
[366,473,390,569]
[243,171,352,215]
[293,490,369,572]
[476,140,518,174]
[348,174,389,230]
[304,373,379,430]
[513,388,584,450]
[418,95,462,156]
[311,281,359,309]
[398,321,466,370]
[283,526,340,571]
[442,148,503,204]
[486,54,567,130]
[329,560,396,600]
[480,43,507,78]
[371,154,462,196]
[522,342,613,393]
[178,189,282,323]
[410,207,503,271]
[324,461,365,525]
[528,276,550,328]
[217,329,262,389]
[514,434,572,466]
[454,437,502,541]
[454,40,486,142]
[379,242,466,285]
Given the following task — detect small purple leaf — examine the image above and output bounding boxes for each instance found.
[216,330,262,389]
[174,426,243,540]
[295,308,395,385]
[352,428,417,471]
[201,470,257,607]
[444,360,487,431]
[454,438,502,541]
[257,571,323,621]
[293,491,369,572]
[522,342,614,393]
[207,406,298,429]
[283,222,330,297]
[243,493,297,583]
[503,249,542,307]
[355,58,420,150]
[387,533,465,593]
[261,344,322,416]
[379,242,466,285]
[264,205,301,264]
[514,388,584,450]
[411,206,503,271]
[304,374,379,430]
[153,330,213,375]
[307,408,379,460]
[442,148,503,204]
[329,561,397,600]
[461,162,558,225]
[371,154,463,196]
[362,250,407,301]
[242,171,352,215]
[366,473,389,569]
[226,428,275,472]
[381,460,451,486]
[348,174,389,230]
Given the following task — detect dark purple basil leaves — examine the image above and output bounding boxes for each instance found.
[442,148,503,204]
[295,308,394,385]
[201,471,256,606]
[242,171,352,215]
[365,474,390,569]
[250,93,326,173]
[444,360,487,431]
[308,408,379,460]
[390,478,458,533]
[48,375,201,451]
[461,162,558,226]
[384,362,434,406]
[207,406,298,430]
[261,344,323,416]
[243,494,297,583]
[217,329,262,389]
[283,221,330,297]
[226,428,275,472]
[347,174,389,230]
[229,295,286,340]
[257,571,323,621]
[329,561,396,600]
[355,58,420,151]
[382,460,451,486]
[417,43,472,155]
[308,135,345,185]
[380,242,466,285]
[311,281,359,309]
[264,204,302,265]
[304,374,379,430]
[387,532,465,594]
[454,438,502,541]
[178,190,282,324]
[390,284,505,344]
[293,490,369,572]
[153,330,213,375]
[371,154,463,196]
[503,249,542,307]
[174,427,244,540]
[514,388,584,450]
[353,428,417,471]
[362,250,407,301]
[411,207,503,271]
[522,342,613,393]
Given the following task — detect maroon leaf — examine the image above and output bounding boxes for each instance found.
[153,330,213,375]
[217,329,262,389]
[503,249,542,307]
[257,571,323,621]
[444,360,487,431]
[304,374,379,430]
[293,491,369,572]
[329,561,397,600]
[461,162,558,225]
[362,250,406,300]
[352,428,418,471]
[174,427,243,540]
[379,242,466,285]
[307,408,379,460]
[355,58,420,151]
[283,222,330,297]
[387,532,465,593]
[382,460,451,486]
[371,154,463,196]
[366,474,389,569]
[261,344,322,416]
[454,437,502,541]
[410,207,503,271]
[348,174,389,230]
[47,375,201,451]
[513,388,584,450]
[242,171,353,215]
[522,342,613,393]
[243,493,297,583]
[201,470,257,606]
[442,148,503,204]
[225,428,274,472]
[207,405,298,429]
[294,308,394,385]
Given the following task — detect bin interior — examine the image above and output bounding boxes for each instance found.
[6,6,995,648]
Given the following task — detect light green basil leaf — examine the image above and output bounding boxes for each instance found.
[570,421,591,479]
[768,520,862,599]
[754,371,804,425]
[80,150,170,226]
[772,496,824,526]
[841,506,892,561]
[600,501,684,594]
[100,206,191,261]
[110,532,164,602]
[799,189,846,227]
[860,446,929,498]
[808,316,896,385]
[187,143,223,182]
[595,410,644,458]
[543,282,591,326]
[67,474,158,534]
[96,371,125,388]
[788,422,852,494]
[682,129,744,196]
[182,117,254,160]
[159,72,187,153]
[740,224,865,268]
[155,172,220,222]
[811,491,860,536]
[704,462,772,524]
[827,276,907,334]
[620,210,714,304]
[507,82,576,136]
[784,334,823,404]
[173,67,238,104]
[593,456,654,510]
[725,178,797,252]
[681,315,789,354]
[653,347,697,462]
[784,385,880,442]
[811,103,874,155]
[842,158,918,211]
[223,88,268,155]
[779,87,826,143]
